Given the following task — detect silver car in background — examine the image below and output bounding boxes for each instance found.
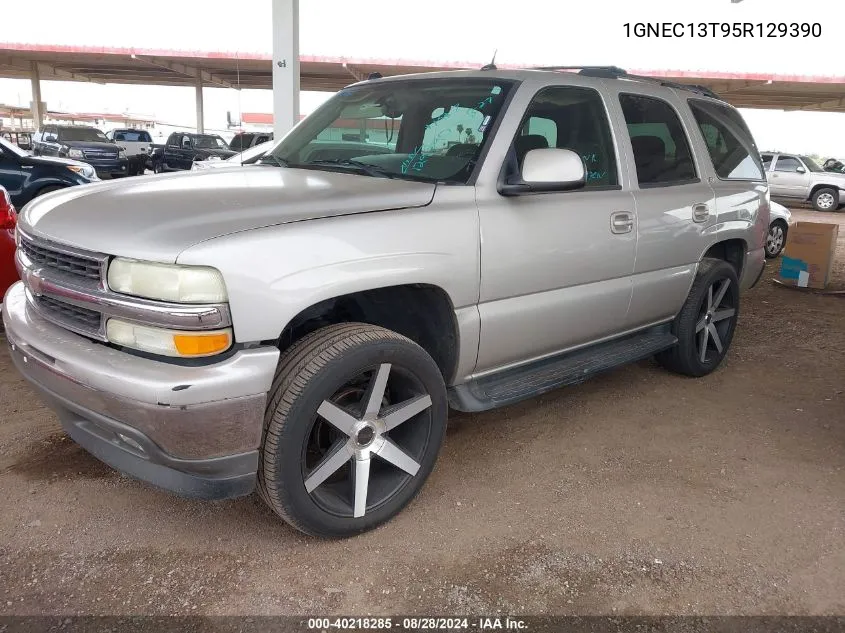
[766,200,793,258]
[761,151,845,212]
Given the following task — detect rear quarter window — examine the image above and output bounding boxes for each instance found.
[688,99,764,180]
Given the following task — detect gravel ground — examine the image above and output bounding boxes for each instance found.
[0,208,843,617]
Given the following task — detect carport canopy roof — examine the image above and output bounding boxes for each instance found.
[2,42,845,112]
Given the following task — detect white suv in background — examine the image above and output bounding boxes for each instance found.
[106,129,153,176]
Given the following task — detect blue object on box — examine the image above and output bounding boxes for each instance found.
[779,255,807,281]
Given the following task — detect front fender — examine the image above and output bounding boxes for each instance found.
[175,190,480,345]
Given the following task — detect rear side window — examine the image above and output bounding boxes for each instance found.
[688,100,764,180]
[620,93,697,187]
[761,153,774,169]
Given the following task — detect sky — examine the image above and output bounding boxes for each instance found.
[1,0,845,155]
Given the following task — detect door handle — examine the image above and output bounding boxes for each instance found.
[692,203,710,223]
[610,211,634,234]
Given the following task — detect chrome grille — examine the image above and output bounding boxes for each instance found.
[19,236,102,281]
[33,295,103,336]
[84,150,118,159]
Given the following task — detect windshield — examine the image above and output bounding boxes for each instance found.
[229,134,255,151]
[0,136,28,158]
[264,78,516,183]
[58,127,109,143]
[801,156,824,172]
[114,130,152,142]
[193,135,229,149]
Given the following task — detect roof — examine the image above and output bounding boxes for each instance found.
[2,42,845,112]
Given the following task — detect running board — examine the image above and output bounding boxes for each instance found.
[448,326,678,412]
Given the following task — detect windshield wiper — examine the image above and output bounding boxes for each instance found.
[258,154,290,167]
[305,159,397,179]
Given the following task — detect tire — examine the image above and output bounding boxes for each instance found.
[811,187,838,212]
[258,323,448,538]
[153,161,165,174]
[765,220,787,258]
[657,258,740,378]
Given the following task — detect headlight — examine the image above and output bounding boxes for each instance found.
[119,149,127,159]
[107,258,228,303]
[68,148,84,159]
[106,319,232,357]
[66,164,98,180]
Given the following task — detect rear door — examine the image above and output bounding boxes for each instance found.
[605,86,718,330]
[770,154,810,199]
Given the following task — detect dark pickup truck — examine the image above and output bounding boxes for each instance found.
[151,132,236,172]
[31,125,128,179]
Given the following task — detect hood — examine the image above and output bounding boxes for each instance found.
[196,148,237,158]
[62,140,119,152]
[21,154,92,170]
[20,166,436,262]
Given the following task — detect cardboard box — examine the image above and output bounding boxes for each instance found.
[778,221,839,289]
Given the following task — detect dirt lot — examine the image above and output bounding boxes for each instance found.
[0,208,843,617]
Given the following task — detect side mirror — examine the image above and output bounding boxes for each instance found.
[500,148,586,196]
[796,166,806,174]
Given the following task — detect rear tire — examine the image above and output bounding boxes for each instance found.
[657,258,740,377]
[258,323,448,538]
[811,187,838,212]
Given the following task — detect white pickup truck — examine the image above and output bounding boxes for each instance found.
[105,128,153,176]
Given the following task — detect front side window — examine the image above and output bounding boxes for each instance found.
[620,93,697,186]
[265,78,516,183]
[57,127,109,143]
[688,99,764,180]
[774,156,802,172]
[503,85,619,188]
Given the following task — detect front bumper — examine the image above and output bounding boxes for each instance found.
[85,158,128,178]
[2,282,279,500]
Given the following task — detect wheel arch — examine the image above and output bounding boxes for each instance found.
[701,237,747,279]
[277,284,460,384]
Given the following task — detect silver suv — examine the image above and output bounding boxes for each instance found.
[762,151,845,212]
[3,67,769,537]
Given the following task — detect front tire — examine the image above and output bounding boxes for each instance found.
[812,187,838,212]
[258,323,448,538]
[657,258,740,378]
[765,220,787,258]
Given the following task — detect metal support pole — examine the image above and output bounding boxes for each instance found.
[195,76,205,133]
[272,0,300,139]
[30,62,43,130]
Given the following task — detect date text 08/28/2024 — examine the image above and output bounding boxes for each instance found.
[624,22,821,38]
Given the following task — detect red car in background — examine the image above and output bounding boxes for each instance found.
[1,185,19,301]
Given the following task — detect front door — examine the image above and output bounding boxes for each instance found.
[769,154,809,199]
[475,83,637,374]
